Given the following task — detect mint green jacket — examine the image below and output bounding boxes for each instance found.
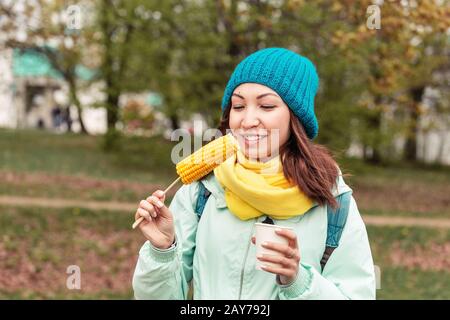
[132,173,376,300]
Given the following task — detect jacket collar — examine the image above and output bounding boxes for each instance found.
[201,173,227,209]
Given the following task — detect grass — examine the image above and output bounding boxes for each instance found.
[367,225,450,257]
[0,128,178,185]
[376,268,450,299]
[0,289,134,300]
[0,205,141,299]
[367,225,450,299]
[338,156,450,186]
[2,128,449,186]
[0,171,171,203]
[0,204,449,299]
[0,180,145,203]
[361,209,449,219]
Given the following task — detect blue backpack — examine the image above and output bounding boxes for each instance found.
[194,180,352,271]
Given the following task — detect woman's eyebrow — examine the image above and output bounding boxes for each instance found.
[232,92,279,99]
[256,93,279,99]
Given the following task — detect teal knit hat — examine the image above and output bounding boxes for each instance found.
[221,47,320,139]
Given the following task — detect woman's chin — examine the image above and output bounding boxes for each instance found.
[241,148,272,162]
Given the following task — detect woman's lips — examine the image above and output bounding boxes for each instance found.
[242,135,268,147]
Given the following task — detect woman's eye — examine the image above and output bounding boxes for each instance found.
[232,105,244,110]
[261,105,275,109]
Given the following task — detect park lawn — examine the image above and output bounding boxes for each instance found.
[0,170,175,203]
[367,225,450,299]
[1,128,449,186]
[361,209,449,219]
[0,205,139,299]
[0,289,134,300]
[338,155,450,186]
[374,268,450,299]
[0,128,178,185]
[0,205,449,299]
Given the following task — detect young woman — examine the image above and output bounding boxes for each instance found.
[132,48,376,300]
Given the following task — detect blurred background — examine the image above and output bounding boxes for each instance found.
[0,0,449,299]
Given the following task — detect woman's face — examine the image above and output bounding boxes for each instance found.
[229,83,291,162]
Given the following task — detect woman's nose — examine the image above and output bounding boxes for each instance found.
[241,110,260,128]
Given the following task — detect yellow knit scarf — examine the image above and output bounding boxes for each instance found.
[213,150,314,220]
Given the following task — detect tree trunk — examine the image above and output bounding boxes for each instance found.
[215,0,241,58]
[169,114,180,131]
[404,86,425,162]
[103,48,119,130]
[366,110,383,165]
[103,81,121,151]
[106,89,120,129]
[67,77,88,134]
[100,0,119,132]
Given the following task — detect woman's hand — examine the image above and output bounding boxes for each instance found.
[251,229,300,285]
[135,190,175,249]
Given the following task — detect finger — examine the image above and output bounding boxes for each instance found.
[137,208,152,222]
[147,195,164,210]
[139,200,157,218]
[135,207,148,220]
[152,190,166,203]
[257,254,297,269]
[147,195,172,219]
[155,200,172,219]
[275,229,298,248]
[153,205,162,217]
[260,264,296,278]
[262,242,299,261]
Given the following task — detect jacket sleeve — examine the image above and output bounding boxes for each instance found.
[277,196,377,300]
[132,183,199,300]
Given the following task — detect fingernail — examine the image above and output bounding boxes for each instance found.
[262,242,268,246]
[156,200,164,208]
[275,228,282,232]
[257,254,263,259]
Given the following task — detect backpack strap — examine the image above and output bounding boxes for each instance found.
[194,180,211,220]
[320,191,352,271]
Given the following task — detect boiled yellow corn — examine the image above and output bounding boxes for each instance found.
[176,133,238,184]
[133,133,237,229]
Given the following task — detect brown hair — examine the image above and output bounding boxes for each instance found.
[218,106,342,210]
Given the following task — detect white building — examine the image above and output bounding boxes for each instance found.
[0,47,107,134]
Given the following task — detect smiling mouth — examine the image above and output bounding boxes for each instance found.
[239,134,268,146]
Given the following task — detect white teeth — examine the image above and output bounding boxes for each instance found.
[242,134,267,141]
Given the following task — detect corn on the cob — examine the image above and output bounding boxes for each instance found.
[176,133,238,184]
[132,133,237,229]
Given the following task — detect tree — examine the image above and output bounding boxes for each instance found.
[0,0,96,134]
[331,0,449,163]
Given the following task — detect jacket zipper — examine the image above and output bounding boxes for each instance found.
[238,224,255,300]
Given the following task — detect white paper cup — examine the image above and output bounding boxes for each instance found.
[254,222,294,271]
